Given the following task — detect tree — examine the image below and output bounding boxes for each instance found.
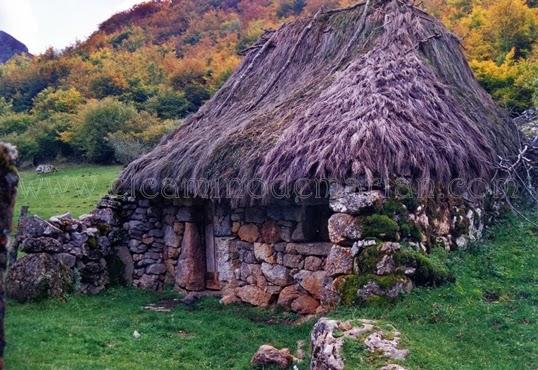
[145,90,193,120]
[276,0,305,18]
[32,88,84,118]
[0,113,34,136]
[462,0,538,61]
[62,98,137,163]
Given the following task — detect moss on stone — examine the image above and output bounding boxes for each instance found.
[374,274,406,289]
[399,221,422,241]
[363,215,400,241]
[392,182,419,212]
[453,212,471,237]
[339,274,371,305]
[394,247,453,287]
[382,199,408,217]
[356,245,381,274]
[339,273,408,306]
[377,198,422,242]
[87,236,98,250]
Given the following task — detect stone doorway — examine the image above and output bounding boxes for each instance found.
[175,202,219,292]
[203,203,220,290]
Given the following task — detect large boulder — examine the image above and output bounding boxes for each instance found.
[235,285,272,307]
[329,188,383,214]
[35,164,57,174]
[261,263,290,286]
[6,254,74,302]
[325,246,353,277]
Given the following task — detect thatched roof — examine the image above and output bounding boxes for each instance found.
[117,0,520,199]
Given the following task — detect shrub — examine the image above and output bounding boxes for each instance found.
[32,87,84,118]
[107,111,175,164]
[0,112,34,136]
[394,247,454,287]
[62,98,137,163]
[107,135,148,165]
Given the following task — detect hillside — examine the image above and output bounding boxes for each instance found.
[0,31,28,64]
[0,0,537,167]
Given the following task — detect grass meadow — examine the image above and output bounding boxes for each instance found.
[14,165,122,222]
[5,165,538,369]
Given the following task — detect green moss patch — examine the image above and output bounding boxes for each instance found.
[394,247,454,287]
[356,244,381,274]
[338,273,408,306]
[363,215,400,241]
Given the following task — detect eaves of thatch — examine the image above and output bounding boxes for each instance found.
[116,0,520,199]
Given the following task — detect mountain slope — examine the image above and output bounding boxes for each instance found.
[0,31,29,63]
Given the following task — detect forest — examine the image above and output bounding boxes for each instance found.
[0,0,537,165]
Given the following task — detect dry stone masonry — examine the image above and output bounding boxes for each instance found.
[310,317,409,370]
[9,182,488,315]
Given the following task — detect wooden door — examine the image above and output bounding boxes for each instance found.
[204,203,220,290]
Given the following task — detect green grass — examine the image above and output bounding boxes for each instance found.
[14,164,121,221]
[6,211,538,369]
[6,290,312,369]
[5,165,538,369]
[337,211,538,370]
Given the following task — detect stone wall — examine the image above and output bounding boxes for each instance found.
[215,202,336,315]
[10,196,123,298]
[120,197,337,315]
[324,184,486,305]
[10,183,488,313]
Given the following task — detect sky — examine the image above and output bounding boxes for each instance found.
[0,0,146,54]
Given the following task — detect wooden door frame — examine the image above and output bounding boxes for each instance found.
[203,202,220,290]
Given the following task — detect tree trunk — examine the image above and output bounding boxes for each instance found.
[0,143,18,369]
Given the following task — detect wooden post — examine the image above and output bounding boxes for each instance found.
[0,143,18,369]
[7,206,28,268]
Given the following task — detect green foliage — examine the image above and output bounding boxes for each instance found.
[32,88,84,118]
[25,114,74,163]
[63,98,137,163]
[145,90,193,120]
[107,111,174,164]
[277,0,306,18]
[363,215,400,241]
[90,73,126,99]
[336,210,538,369]
[5,169,538,369]
[0,112,34,136]
[426,0,538,113]
[339,273,407,306]
[0,97,13,115]
[356,244,381,274]
[184,84,211,110]
[339,275,370,305]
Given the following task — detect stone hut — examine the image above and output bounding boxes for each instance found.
[12,0,521,313]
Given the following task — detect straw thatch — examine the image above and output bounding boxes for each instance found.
[116,0,520,199]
